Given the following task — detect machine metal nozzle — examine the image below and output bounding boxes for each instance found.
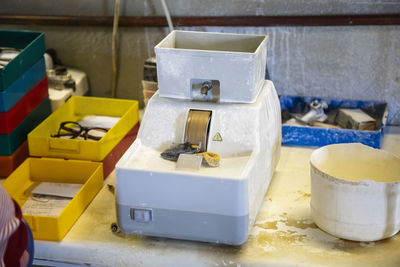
[200,81,212,95]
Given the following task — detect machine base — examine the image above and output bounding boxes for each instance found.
[116,203,249,245]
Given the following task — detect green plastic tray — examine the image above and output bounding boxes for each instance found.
[0,30,45,91]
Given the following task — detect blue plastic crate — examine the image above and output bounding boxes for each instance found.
[280,95,387,148]
[0,57,46,112]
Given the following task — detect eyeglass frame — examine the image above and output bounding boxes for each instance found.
[51,121,109,141]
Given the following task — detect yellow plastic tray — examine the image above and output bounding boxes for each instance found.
[28,96,139,161]
[2,157,103,241]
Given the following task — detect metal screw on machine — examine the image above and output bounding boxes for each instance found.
[110,222,120,233]
[200,81,212,96]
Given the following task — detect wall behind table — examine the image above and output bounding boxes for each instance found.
[1,0,399,124]
[2,0,400,16]
[0,24,167,102]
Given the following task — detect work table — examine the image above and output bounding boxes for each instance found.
[34,127,400,267]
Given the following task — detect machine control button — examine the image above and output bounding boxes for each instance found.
[130,208,152,223]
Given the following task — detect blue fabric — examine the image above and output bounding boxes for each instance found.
[23,220,34,267]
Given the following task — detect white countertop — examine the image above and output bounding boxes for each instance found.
[33,127,400,267]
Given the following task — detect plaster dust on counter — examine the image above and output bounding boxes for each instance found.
[237,146,400,267]
[31,144,400,267]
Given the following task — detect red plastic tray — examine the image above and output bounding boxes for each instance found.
[0,77,48,134]
[0,141,29,178]
[102,122,139,178]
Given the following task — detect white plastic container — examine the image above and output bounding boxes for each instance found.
[310,143,400,241]
[155,30,267,103]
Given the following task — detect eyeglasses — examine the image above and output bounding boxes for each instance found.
[51,121,109,141]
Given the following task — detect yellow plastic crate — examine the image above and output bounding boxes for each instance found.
[28,96,139,161]
[2,157,103,241]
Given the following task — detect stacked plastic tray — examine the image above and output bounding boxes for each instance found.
[2,157,104,241]
[1,30,140,242]
[0,30,51,177]
[3,96,139,241]
[28,96,140,178]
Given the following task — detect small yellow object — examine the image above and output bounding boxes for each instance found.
[200,151,220,167]
[191,144,201,150]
